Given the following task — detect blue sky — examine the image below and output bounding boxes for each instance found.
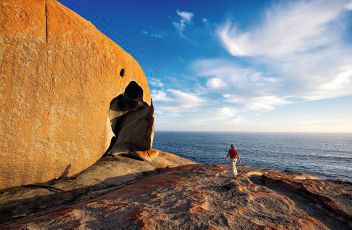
[60,0,352,132]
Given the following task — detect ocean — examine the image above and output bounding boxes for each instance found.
[153,132,352,182]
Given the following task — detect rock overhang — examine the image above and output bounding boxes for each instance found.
[0,0,154,190]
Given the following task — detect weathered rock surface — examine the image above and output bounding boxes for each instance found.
[1,162,351,229]
[0,0,154,190]
[0,150,194,223]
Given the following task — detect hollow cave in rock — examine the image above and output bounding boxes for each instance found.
[107,81,154,154]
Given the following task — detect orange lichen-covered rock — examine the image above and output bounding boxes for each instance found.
[0,0,154,190]
[129,149,160,162]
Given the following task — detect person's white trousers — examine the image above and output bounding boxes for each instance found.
[229,158,238,177]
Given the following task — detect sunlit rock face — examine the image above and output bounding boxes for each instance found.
[0,0,154,190]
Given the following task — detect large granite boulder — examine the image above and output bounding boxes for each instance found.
[0,0,154,190]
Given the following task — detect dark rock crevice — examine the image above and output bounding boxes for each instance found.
[107,81,154,155]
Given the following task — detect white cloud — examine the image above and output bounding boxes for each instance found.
[206,78,226,90]
[217,23,249,56]
[224,94,289,111]
[218,0,351,58]
[152,89,204,114]
[177,10,193,22]
[193,58,281,96]
[167,89,203,105]
[321,69,352,90]
[201,107,242,122]
[142,30,163,39]
[214,0,352,103]
[154,104,244,131]
[346,1,352,10]
[149,78,164,88]
[151,90,171,102]
[173,10,194,37]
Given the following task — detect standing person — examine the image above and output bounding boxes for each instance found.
[226,144,240,178]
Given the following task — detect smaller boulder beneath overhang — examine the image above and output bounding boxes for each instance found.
[129,149,160,162]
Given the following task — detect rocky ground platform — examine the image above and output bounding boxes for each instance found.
[0,151,351,229]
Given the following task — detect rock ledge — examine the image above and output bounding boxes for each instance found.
[1,157,351,229]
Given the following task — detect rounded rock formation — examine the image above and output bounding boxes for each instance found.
[0,0,154,190]
[129,150,160,162]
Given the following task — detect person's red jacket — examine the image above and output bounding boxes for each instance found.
[228,148,239,159]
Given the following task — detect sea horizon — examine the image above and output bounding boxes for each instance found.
[153,131,352,182]
[155,130,352,134]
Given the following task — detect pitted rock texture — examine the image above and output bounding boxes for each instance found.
[0,0,154,190]
[1,164,351,229]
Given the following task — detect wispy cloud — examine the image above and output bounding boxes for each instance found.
[193,58,281,96]
[151,90,171,102]
[152,89,204,114]
[150,78,245,130]
[142,30,163,39]
[213,0,352,107]
[173,9,194,37]
[198,107,242,123]
[218,0,351,58]
[224,94,289,111]
[347,1,352,10]
[206,78,226,90]
[149,78,164,88]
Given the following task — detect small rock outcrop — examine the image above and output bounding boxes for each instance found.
[1,164,351,229]
[129,150,160,162]
[0,0,154,190]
